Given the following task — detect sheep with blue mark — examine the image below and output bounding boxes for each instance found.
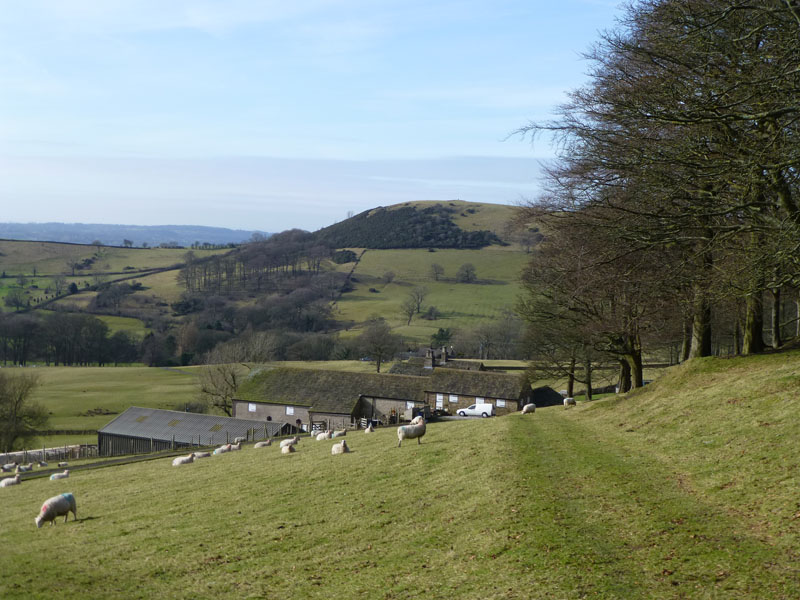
[397,416,426,447]
[50,470,69,480]
[35,493,77,528]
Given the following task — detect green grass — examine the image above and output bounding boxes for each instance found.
[335,247,529,342]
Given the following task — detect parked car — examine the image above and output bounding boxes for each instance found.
[457,403,495,418]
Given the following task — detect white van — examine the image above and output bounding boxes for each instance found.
[457,403,495,418]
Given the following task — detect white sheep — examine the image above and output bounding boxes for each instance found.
[331,440,350,455]
[58,462,68,468]
[35,493,77,528]
[172,453,195,466]
[229,442,242,451]
[564,397,576,409]
[16,463,33,473]
[193,451,211,458]
[254,440,272,448]
[0,474,20,487]
[38,460,48,467]
[364,424,375,433]
[315,431,332,441]
[521,403,536,414]
[279,436,299,449]
[397,418,426,447]
[281,444,295,454]
[213,444,232,455]
[1,463,15,472]
[331,430,347,438]
[50,470,70,480]
[233,436,246,444]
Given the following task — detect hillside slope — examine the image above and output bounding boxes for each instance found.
[3,351,800,598]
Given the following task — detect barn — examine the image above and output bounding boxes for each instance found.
[233,368,427,429]
[97,407,286,457]
[425,369,532,415]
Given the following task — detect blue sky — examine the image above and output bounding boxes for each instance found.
[0,0,622,231]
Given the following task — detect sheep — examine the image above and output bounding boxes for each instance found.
[16,463,33,473]
[1,463,15,472]
[315,431,332,441]
[233,436,246,444]
[521,403,536,414]
[279,436,299,449]
[213,444,232,455]
[254,440,272,448]
[410,415,424,425]
[331,430,347,438]
[364,424,375,433]
[0,474,21,487]
[397,418,426,447]
[229,442,242,451]
[172,453,195,466]
[35,493,77,528]
[50,470,70,480]
[281,444,295,454]
[38,461,48,467]
[331,440,350,455]
[193,451,211,458]
[58,462,68,468]
[563,397,576,409]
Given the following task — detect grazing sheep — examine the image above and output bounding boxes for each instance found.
[233,436,246,444]
[364,424,375,433]
[281,444,296,454]
[172,453,195,466]
[563,397,576,409]
[193,451,211,458]
[58,462,68,468]
[254,440,272,448]
[279,436,299,449]
[331,430,347,438]
[35,493,77,528]
[50,470,70,480]
[331,440,350,455]
[1,474,21,487]
[397,418,426,447]
[213,444,232,455]
[521,403,536,414]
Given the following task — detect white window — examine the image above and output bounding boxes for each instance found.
[496,399,506,408]
[436,393,444,402]
[406,401,415,410]
[476,397,484,403]
[449,394,458,403]
[285,406,295,416]
[248,403,257,413]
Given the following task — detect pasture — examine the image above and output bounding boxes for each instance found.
[3,347,800,599]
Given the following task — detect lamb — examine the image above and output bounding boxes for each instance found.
[315,431,332,441]
[172,453,195,466]
[50,470,70,480]
[279,436,299,449]
[364,424,375,433]
[521,403,536,414]
[0,474,20,487]
[281,444,295,454]
[193,451,211,458]
[35,493,77,528]
[564,397,576,409]
[58,462,68,468]
[254,440,272,448]
[331,430,347,438]
[213,444,232,455]
[397,418,426,447]
[331,440,350,455]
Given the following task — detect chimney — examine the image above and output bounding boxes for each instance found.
[424,348,434,369]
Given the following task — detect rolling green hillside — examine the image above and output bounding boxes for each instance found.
[3,350,800,598]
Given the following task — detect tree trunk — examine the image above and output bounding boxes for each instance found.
[617,360,631,393]
[742,290,765,355]
[680,317,692,362]
[689,285,712,358]
[733,318,741,356]
[626,350,644,389]
[567,356,576,397]
[771,287,781,350]
[584,358,593,401]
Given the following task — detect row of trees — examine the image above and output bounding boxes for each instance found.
[517,0,800,394]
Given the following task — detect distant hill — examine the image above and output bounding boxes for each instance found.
[313,201,511,249]
[0,222,270,247]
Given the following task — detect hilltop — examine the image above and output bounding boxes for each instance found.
[2,350,800,598]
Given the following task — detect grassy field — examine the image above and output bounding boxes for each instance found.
[3,348,800,598]
[334,246,529,342]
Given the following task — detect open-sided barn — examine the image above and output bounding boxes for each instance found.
[98,407,285,456]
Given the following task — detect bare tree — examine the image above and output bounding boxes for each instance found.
[409,286,428,313]
[0,371,47,452]
[400,297,417,325]
[456,264,477,283]
[430,263,444,281]
[358,317,403,373]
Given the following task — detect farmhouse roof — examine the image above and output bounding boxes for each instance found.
[98,406,284,445]
[426,369,529,400]
[236,367,427,414]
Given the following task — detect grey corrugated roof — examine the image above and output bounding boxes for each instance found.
[98,406,284,445]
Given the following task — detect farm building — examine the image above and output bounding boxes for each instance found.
[389,347,484,376]
[233,368,428,429]
[97,407,286,456]
[425,369,532,415]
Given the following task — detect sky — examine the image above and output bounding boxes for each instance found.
[0,0,623,232]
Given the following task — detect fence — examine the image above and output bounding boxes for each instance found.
[0,444,99,465]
